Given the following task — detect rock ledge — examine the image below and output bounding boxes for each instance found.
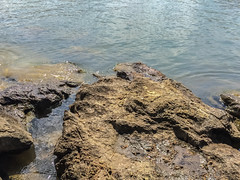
[55,63,240,179]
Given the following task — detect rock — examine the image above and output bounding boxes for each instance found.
[10,173,51,180]
[220,92,240,131]
[114,62,166,81]
[0,61,84,179]
[220,92,240,117]
[54,62,240,179]
[0,80,76,179]
[0,81,72,120]
[202,143,240,180]
[0,112,33,154]
[0,62,84,88]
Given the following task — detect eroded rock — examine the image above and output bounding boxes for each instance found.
[54,62,240,179]
[221,92,240,117]
[0,80,81,179]
[202,143,240,180]
[0,58,85,179]
[220,92,240,131]
[0,113,33,154]
[0,79,77,156]
[0,81,74,121]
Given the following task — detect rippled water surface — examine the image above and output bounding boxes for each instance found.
[1,0,240,104]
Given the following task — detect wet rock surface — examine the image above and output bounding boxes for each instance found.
[54,62,240,179]
[0,59,85,179]
[0,81,80,180]
[220,93,240,116]
[220,92,240,131]
[0,81,73,121]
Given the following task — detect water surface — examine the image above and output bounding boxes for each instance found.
[1,0,240,105]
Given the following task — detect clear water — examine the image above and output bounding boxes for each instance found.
[1,0,240,105]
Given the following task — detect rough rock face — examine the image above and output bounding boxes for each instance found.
[55,63,240,179]
[220,92,240,131]
[0,81,74,154]
[220,93,240,117]
[0,61,83,179]
[0,113,33,154]
[0,81,74,121]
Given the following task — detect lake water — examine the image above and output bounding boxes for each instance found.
[1,0,240,106]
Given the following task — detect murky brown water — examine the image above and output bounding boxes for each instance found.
[0,46,85,90]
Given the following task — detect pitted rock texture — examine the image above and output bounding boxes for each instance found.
[55,63,240,179]
[0,81,74,157]
[0,113,33,154]
[220,92,240,131]
[0,64,83,179]
[0,81,73,121]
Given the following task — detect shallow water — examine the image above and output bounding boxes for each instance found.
[2,93,76,180]
[1,0,240,105]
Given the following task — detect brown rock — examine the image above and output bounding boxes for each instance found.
[202,144,240,180]
[54,62,240,179]
[0,112,33,154]
[220,93,240,117]
[220,92,240,131]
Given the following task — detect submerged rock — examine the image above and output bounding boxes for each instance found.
[0,62,84,88]
[54,62,240,179]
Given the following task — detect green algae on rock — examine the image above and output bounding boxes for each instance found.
[54,62,240,179]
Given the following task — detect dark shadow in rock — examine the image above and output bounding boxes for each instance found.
[0,145,35,177]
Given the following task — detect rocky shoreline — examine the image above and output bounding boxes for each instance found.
[54,62,240,179]
[0,62,240,179]
[0,62,84,180]
[0,81,79,179]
